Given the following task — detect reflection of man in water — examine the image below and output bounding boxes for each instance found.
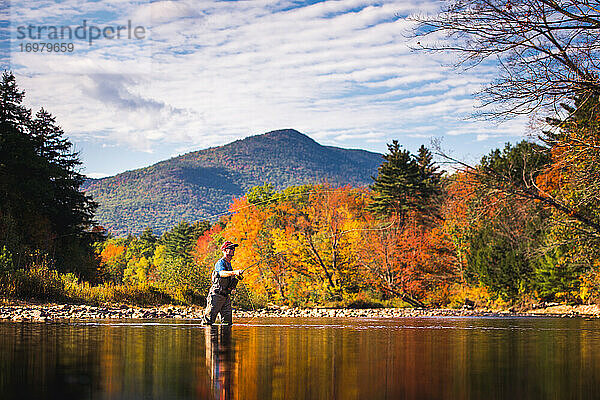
[205,326,234,400]
[203,241,244,326]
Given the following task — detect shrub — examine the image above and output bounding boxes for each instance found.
[0,246,14,272]
[0,265,64,301]
[0,265,186,306]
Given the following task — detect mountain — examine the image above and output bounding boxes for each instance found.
[82,129,383,236]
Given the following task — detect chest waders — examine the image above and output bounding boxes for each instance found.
[211,271,240,297]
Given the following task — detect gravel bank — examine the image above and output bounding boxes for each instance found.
[1,303,600,322]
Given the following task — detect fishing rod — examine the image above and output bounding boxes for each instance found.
[238,250,287,276]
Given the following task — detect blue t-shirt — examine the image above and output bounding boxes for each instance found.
[214,258,232,277]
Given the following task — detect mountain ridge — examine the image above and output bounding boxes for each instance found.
[82,129,383,235]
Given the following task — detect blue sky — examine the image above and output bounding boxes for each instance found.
[2,0,532,178]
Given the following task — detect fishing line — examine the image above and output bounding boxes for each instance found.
[200,186,373,222]
[237,280,258,324]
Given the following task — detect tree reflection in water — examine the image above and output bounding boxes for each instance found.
[205,326,234,400]
[3,319,600,399]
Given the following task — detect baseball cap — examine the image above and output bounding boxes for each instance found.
[220,241,239,251]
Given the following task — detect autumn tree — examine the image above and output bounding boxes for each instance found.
[362,142,447,305]
[413,0,600,304]
[220,184,373,305]
[530,95,600,301]
[121,228,158,286]
[357,210,456,305]
[221,190,289,302]
[442,143,551,300]
[272,185,370,302]
[98,239,128,282]
[538,95,600,245]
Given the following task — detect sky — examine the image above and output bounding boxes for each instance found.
[1,0,533,178]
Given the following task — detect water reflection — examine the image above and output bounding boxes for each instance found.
[205,326,234,399]
[0,317,600,399]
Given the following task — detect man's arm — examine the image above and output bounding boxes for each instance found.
[214,258,242,278]
[218,270,242,277]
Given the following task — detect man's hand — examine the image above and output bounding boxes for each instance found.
[234,269,244,280]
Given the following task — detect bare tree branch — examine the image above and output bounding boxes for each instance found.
[412,0,600,118]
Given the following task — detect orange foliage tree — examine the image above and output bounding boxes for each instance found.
[357,208,458,303]
[218,185,372,305]
[98,242,126,282]
[211,183,460,306]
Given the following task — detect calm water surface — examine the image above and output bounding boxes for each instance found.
[1,316,599,399]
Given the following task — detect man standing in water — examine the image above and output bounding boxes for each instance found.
[202,241,244,325]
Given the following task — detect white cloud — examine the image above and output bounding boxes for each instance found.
[130,1,204,25]
[87,172,110,179]
[8,0,529,171]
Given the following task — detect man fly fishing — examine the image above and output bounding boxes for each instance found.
[202,241,244,326]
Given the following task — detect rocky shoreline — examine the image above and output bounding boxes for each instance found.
[1,302,600,322]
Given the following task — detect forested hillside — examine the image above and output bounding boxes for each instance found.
[82,129,382,235]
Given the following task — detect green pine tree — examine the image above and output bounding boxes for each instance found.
[369,141,442,219]
[466,222,532,300]
[534,246,584,303]
[0,71,98,276]
[162,220,210,262]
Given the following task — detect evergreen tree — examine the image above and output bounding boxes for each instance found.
[0,73,37,258]
[137,227,158,259]
[466,220,533,300]
[477,141,550,192]
[0,71,98,275]
[416,144,441,183]
[157,220,211,291]
[162,220,210,262]
[369,141,442,218]
[415,144,443,220]
[0,72,31,125]
[461,142,551,301]
[534,246,584,302]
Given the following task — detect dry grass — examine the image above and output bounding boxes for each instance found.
[0,266,195,306]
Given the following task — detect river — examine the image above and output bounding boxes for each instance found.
[1,316,599,399]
